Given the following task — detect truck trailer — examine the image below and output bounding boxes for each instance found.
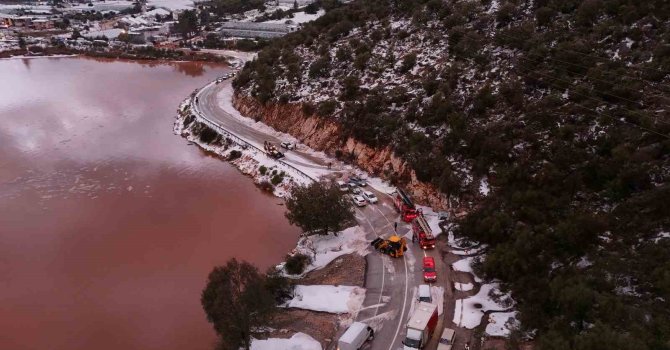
[403,302,438,349]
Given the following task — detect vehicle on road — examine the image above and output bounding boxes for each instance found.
[337,180,348,192]
[337,321,374,350]
[412,213,436,249]
[403,302,438,349]
[263,141,284,159]
[418,284,432,303]
[280,141,295,150]
[349,176,367,187]
[352,195,366,207]
[371,235,407,258]
[352,187,362,195]
[394,188,419,222]
[362,191,378,204]
[348,181,358,190]
[437,328,456,350]
[422,257,437,283]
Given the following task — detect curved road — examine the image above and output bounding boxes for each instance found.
[193,69,451,350]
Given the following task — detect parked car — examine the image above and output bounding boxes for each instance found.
[418,284,432,303]
[348,181,358,190]
[352,187,362,195]
[337,180,348,192]
[437,328,456,350]
[280,142,295,150]
[337,321,374,350]
[349,175,367,187]
[422,257,437,283]
[362,191,378,204]
[352,195,366,207]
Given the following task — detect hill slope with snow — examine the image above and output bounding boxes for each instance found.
[234,0,670,347]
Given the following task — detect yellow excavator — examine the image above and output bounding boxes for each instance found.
[371,235,408,258]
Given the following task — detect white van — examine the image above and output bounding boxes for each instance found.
[417,284,432,303]
[437,328,456,350]
[338,322,374,350]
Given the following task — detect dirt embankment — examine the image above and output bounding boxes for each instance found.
[233,93,450,210]
[265,254,366,349]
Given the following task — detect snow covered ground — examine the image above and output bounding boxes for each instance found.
[263,10,325,24]
[147,0,194,11]
[454,282,474,291]
[286,285,366,314]
[452,283,513,329]
[251,332,321,350]
[452,257,483,283]
[291,226,369,274]
[485,311,519,337]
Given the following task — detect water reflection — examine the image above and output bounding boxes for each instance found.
[0,57,300,350]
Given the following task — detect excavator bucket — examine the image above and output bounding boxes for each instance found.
[371,238,384,248]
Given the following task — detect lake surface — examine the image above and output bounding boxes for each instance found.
[0,57,300,350]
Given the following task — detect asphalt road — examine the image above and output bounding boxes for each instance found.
[194,72,452,350]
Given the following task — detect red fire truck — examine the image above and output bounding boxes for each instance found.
[412,212,436,249]
[394,188,419,222]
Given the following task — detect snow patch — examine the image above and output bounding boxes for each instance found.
[453,283,514,329]
[293,226,369,274]
[485,311,519,337]
[287,285,366,314]
[251,332,322,350]
[452,257,483,283]
[455,282,474,292]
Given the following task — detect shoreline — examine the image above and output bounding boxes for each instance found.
[0,47,229,63]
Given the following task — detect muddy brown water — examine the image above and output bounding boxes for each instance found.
[0,57,301,350]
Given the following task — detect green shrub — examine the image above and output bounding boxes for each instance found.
[271,173,284,185]
[228,150,242,160]
[258,180,273,193]
[198,126,220,144]
[284,253,311,275]
[259,165,267,175]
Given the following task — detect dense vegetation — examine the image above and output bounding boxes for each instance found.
[285,181,355,236]
[235,0,670,348]
[201,259,291,350]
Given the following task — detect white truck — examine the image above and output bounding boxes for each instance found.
[337,321,374,350]
[403,302,438,349]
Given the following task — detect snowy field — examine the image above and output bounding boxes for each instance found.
[263,10,325,24]
[147,0,194,11]
[291,226,369,274]
[485,311,519,337]
[286,285,366,314]
[251,332,321,350]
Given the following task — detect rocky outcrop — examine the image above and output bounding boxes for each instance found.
[233,93,450,210]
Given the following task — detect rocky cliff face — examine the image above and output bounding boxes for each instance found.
[233,93,451,210]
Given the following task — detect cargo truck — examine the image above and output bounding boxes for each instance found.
[403,302,438,349]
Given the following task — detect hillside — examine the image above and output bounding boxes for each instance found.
[233,0,670,348]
